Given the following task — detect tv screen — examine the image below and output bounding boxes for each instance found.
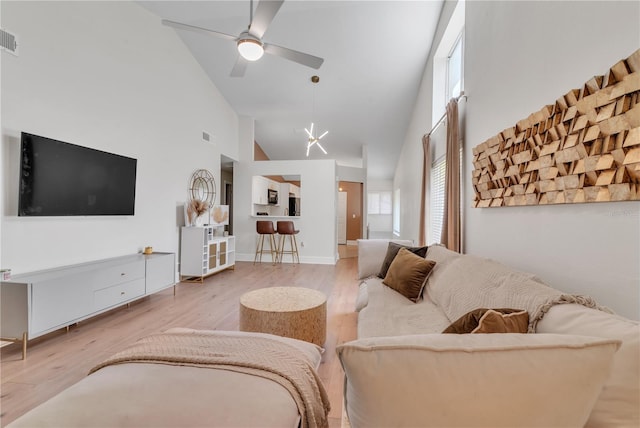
[19,133,137,216]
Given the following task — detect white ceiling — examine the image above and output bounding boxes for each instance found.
[138,0,443,180]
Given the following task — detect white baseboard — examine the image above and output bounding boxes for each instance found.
[235,253,337,265]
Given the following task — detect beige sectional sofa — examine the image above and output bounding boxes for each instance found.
[338,239,639,427]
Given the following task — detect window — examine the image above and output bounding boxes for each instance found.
[393,189,401,236]
[368,191,392,215]
[429,149,463,245]
[430,157,446,244]
[447,33,463,100]
[429,1,465,244]
[431,0,465,123]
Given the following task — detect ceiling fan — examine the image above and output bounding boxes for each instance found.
[161,0,324,77]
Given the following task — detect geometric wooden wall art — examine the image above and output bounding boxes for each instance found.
[472,48,640,207]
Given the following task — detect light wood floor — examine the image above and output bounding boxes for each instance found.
[0,258,359,427]
[338,244,358,259]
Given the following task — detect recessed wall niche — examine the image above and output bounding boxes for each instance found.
[472,48,640,207]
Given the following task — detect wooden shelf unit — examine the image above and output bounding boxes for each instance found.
[180,226,235,282]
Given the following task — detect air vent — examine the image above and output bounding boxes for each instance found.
[202,131,212,143]
[0,29,18,56]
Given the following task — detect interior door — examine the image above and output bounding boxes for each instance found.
[338,191,347,245]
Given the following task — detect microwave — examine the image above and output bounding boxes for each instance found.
[267,189,278,205]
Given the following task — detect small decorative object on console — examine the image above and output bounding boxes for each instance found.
[209,205,229,226]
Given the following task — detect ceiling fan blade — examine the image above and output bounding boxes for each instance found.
[230,55,249,77]
[161,19,237,42]
[249,0,284,39]
[264,43,324,69]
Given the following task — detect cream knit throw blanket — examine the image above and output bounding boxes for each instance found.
[427,255,613,332]
[90,330,330,428]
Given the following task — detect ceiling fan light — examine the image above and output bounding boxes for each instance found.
[237,38,264,61]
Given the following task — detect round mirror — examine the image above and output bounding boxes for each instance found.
[185,169,216,226]
[188,169,216,207]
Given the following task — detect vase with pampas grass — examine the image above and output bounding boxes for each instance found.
[186,199,209,227]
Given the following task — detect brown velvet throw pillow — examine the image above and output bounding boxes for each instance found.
[443,308,529,334]
[382,248,436,302]
[378,242,428,278]
[473,309,529,334]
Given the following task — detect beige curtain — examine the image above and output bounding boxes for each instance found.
[441,98,461,252]
[418,134,430,246]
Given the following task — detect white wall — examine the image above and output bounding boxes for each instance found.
[396,0,639,320]
[1,1,238,273]
[0,5,4,274]
[464,1,640,320]
[394,0,458,243]
[233,117,337,264]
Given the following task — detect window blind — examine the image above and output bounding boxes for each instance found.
[430,156,446,244]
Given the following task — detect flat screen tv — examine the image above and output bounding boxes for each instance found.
[19,132,137,216]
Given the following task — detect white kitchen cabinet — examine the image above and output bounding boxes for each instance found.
[267,180,280,191]
[0,252,176,359]
[252,176,269,205]
[280,183,300,198]
[180,226,235,281]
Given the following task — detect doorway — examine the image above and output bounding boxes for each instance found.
[337,181,363,258]
[220,155,234,235]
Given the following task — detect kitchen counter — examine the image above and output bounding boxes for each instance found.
[251,215,301,219]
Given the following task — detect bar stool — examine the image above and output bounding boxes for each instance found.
[254,221,278,265]
[276,221,300,264]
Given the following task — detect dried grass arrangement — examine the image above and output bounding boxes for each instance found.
[186,199,209,226]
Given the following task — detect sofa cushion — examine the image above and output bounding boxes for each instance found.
[354,282,369,312]
[425,246,568,328]
[357,278,450,338]
[537,304,640,427]
[443,308,528,334]
[357,239,412,279]
[378,242,428,279]
[338,334,620,428]
[382,248,436,302]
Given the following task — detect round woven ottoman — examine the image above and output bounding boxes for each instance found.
[239,287,327,346]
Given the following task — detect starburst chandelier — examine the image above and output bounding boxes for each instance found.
[305,122,328,156]
[305,75,328,156]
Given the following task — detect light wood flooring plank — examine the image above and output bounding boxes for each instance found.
[0,259,359,427]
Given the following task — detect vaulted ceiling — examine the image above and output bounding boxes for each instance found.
[139,0,443,179]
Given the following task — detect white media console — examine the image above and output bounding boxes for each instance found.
[0,252,176,359]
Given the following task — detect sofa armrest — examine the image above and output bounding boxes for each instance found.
[337,334,620,428]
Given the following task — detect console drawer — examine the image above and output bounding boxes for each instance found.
[93,278,145,311]
[90,261,145,291]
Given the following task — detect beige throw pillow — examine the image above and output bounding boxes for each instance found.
[382,248,436,302]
